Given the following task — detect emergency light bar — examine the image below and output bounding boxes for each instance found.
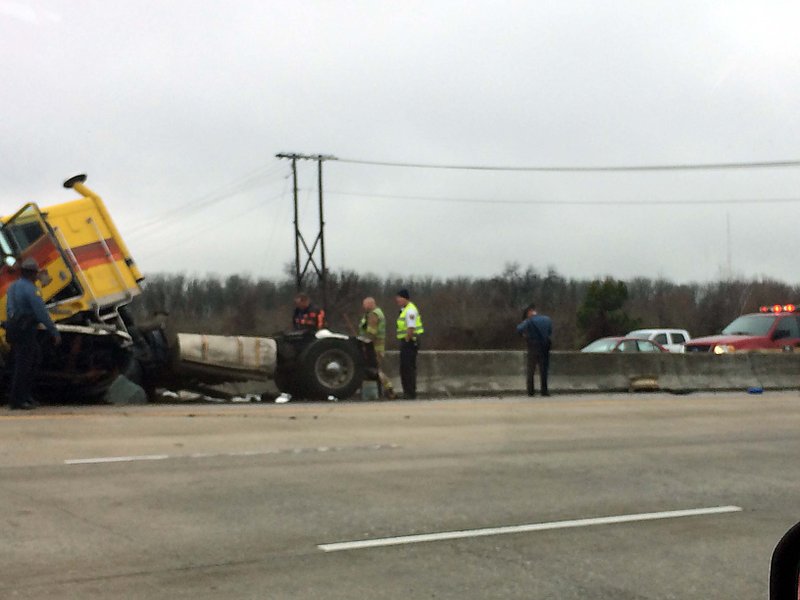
[759,304,798,313]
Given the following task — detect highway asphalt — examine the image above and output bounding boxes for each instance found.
[1,391,798,599]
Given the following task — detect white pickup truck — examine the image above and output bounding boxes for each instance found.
[626,329,691,353]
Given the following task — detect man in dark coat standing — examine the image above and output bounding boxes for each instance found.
[6,258,61,410]
[516,304,552,397]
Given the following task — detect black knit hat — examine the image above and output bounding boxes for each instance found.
[396,288,410,299]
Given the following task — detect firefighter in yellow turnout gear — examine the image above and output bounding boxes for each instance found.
[359,297,395,399]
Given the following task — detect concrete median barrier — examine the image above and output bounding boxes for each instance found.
[381,350,800,396]
[384,350,524,397]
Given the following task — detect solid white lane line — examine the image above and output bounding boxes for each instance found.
[317,505,743,552]
[64,443,399,465]
[65,455,170,465]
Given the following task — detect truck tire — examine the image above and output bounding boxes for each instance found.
[298,338,364,400]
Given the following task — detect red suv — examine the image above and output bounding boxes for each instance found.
[684,304,800,354]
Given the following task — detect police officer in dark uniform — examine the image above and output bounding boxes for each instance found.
[6,258,61,410]
[516,303,553,397]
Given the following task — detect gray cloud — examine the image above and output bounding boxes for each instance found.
[2,0,799,283]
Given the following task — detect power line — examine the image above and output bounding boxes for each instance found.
[334,157,800,172]
[261,177,293,272]
[127,167,284,235]
[126,163,286,236]
[135,188,289,261]
[127,180,284,244]
[327,190,800,206]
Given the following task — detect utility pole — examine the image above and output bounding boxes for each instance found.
[275,153,336,310]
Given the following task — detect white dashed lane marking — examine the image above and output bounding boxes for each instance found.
[64,443,400,465]
[317,505,743,552]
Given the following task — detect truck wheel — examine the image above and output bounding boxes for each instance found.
[298,338,364,400]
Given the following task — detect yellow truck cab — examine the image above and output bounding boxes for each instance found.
[0,175,143,325]
[0,175,166,398]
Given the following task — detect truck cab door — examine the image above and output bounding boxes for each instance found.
[1,204,78,302]
[653,332,670,351]
[770,316,800,351]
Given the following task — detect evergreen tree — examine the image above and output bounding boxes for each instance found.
[576,277,639,343]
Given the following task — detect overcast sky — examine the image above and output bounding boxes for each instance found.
[2,0,800,284]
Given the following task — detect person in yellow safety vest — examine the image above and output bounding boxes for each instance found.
[395,288,424,399]
[358,297,396,399]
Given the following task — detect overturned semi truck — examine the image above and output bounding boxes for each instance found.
[0,175,376,401]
